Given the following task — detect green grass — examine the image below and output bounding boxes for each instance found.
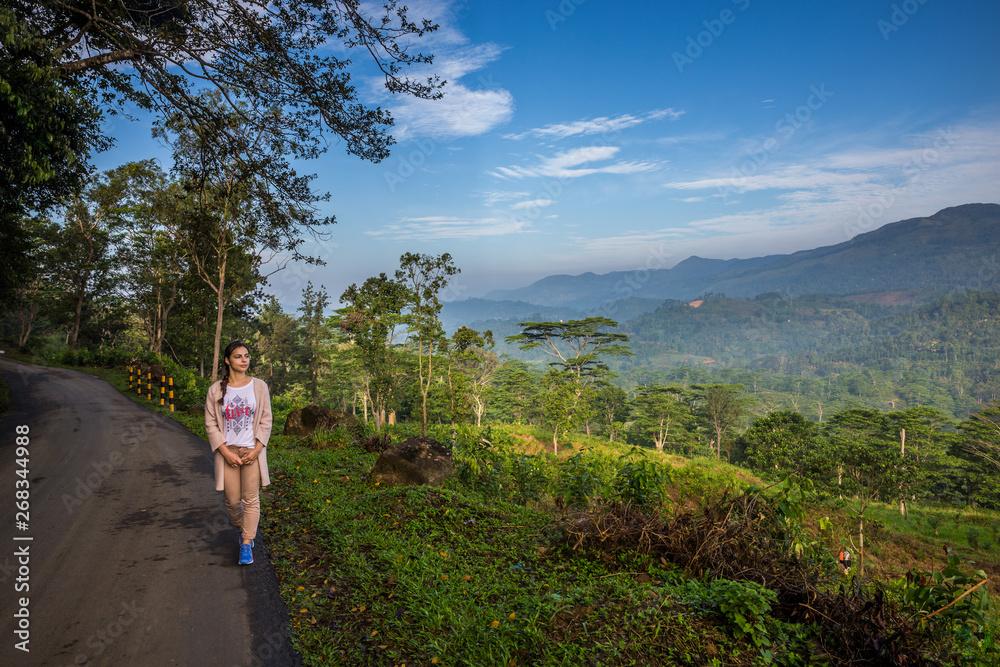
[262,443,787,666]
[865,501,1000,560]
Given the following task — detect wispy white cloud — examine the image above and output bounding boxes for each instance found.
[364,215,535,240]
[505,108,683,141]
[510,198,554,210]
[480,190,531,206]
[490,145,660,180]
[393,85,514,139]
[662,121,1000,217]
[665,166,873,194]
[372,6,515,139]
[541,118,1000,272]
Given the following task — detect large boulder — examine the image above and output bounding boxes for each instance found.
[370,436,453,487]
[283,405,361,436]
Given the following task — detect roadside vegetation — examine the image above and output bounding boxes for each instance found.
[261,421,1000,666]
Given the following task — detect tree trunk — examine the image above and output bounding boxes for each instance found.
[210,259,227,382]
[69,278,87,350]
[17,302,38,346]
[899,428,906,516]
[552,426,559,456]
[859,518,865,576]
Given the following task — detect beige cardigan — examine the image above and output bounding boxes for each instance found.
[205,377,272,491]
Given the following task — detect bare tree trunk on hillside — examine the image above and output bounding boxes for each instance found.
[899,428,906,516]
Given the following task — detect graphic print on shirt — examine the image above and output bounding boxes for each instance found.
[225,394,253,436]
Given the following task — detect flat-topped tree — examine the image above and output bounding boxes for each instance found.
[507,317,632,452]
[506,317,633,384]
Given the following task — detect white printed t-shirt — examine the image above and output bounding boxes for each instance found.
[223,381,257,448]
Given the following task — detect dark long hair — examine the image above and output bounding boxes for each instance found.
[219,340,249,408]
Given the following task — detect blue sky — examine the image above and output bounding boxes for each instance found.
[94,0,1000,308]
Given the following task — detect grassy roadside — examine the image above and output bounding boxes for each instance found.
[262,443,794,666]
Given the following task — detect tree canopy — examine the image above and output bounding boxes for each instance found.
[506,317,633,383]
[2,0,445,296]
[18,0,443,163]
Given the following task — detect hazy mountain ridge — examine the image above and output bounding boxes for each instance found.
[479,204,1000,310]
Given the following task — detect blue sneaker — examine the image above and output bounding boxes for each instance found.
[239,543,253,565]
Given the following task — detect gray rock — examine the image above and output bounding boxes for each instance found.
[370,436,453,487]
[283,405,361,436]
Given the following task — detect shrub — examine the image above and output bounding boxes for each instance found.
[611,447,670,510]
[310,426,354,450]
[967,527,981,550]
[555,449,611,509]
[507,454,549,505]
[681,578,778,649]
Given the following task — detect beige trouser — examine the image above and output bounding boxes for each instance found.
[220,445,261,541]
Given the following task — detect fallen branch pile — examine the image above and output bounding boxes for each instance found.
[555,493,963,666]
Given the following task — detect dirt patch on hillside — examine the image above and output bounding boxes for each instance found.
[843,291,921,305]
[511,433,556,456]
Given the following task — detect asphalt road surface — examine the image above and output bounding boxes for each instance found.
[0,358,300,667]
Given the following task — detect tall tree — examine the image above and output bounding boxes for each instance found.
[98,161,188,354]
[338,274,409,431]
[593,385,629,443]
[157,91,329,379]
[395,252,460,436]
[8,217,56,347]
[885,406,951,515]
[3,1,444,301]
[506,317,633,383]
[961,403,1000,470]
[823,409,899,575]
[0,7,109,301]
[298,282,331,404]
[491,362,539,425]
[508,317,632,449]
[255,296,299,395]
[696,384,747,459]
[631,385,693,453]
[541,370,583,455]
[445,326,498,427]
[742,410,819,473]
[44,186,122,349]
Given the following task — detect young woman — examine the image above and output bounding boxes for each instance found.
[205,341,272,565]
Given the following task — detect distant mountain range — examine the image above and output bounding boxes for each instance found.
[475,203,1000,312]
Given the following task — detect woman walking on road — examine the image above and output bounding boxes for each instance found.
[205,341,273,565]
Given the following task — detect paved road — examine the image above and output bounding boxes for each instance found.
[0,358,299,666]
